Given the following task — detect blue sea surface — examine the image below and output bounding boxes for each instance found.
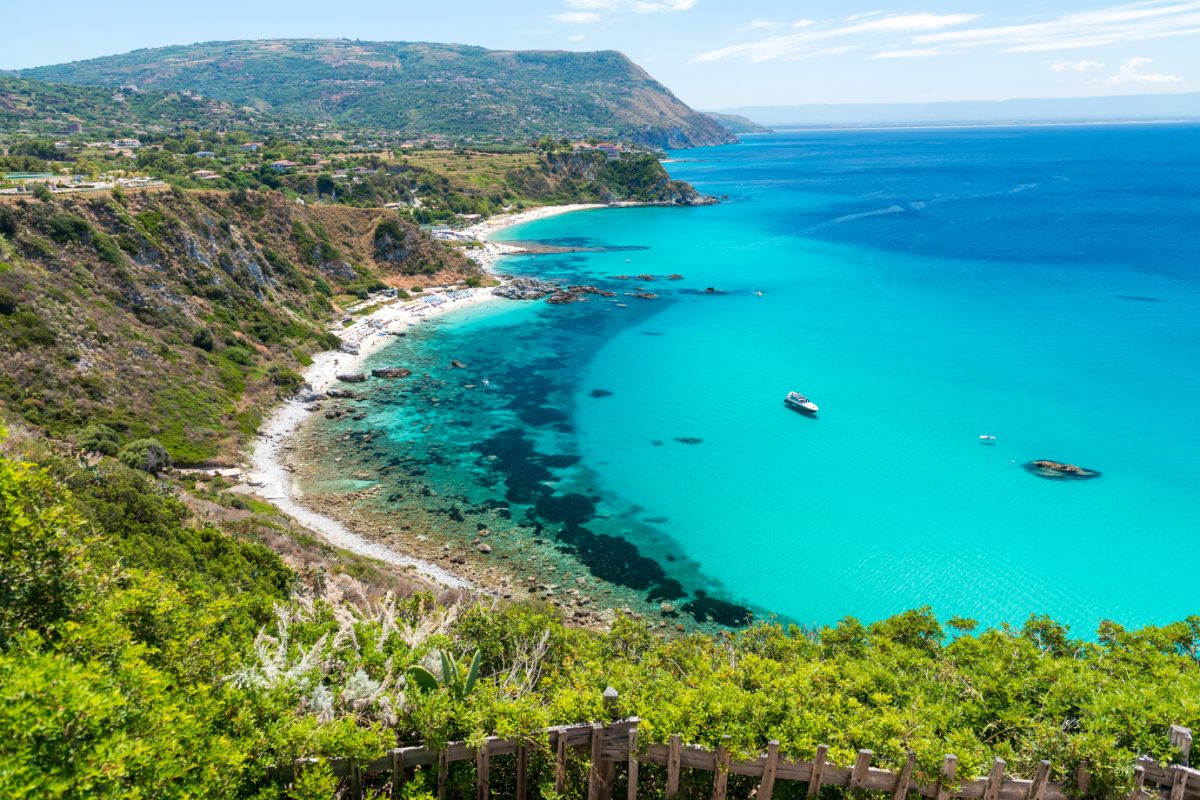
[321,125,1200,633]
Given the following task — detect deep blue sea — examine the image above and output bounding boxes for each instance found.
[309,125,1200,634]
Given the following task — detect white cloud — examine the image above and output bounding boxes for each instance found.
[569,34,587,42]
[690,13,979,63]
[912,0,1200,53]
[744,19,783,30]
[1050,59,1105,71]
[1104,56,1184,83]
[692,0,1200,66]
[872,48,946,59]
[793,19,816,28]
[553,0,696,23]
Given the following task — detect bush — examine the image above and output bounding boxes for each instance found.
[77,423,120,456]
[191,327,215,352]
[0,286,17,315]
[117,438,171,475]
[0,449,93,648]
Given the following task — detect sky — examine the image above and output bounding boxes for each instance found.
[2,0,1198,109]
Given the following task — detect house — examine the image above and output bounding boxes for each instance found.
[595,142,622,160]
[269,160,299,172]
[113,138,141,149]
[190,170,220,181]
[193,151,216,158]
[54,141,71,151]
[238,142,263,152]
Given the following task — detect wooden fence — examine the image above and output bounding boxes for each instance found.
[269,697,1196,800]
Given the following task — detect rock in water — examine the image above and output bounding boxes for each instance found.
[450,360,466,369]
[1025,460,1101,480]
[372,367,412,379]
[337,373,367,383]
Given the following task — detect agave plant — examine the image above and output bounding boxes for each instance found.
[406,649,481,700]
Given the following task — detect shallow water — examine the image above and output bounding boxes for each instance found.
[303,125,1200,634]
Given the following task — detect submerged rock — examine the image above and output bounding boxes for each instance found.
[1025,460,1101,480]
[675,437,703,445]
[372,367,412,379]
[590,389,614,398]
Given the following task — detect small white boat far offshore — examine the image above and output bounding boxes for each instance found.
[785,391,819,414]
[979,434,997,443]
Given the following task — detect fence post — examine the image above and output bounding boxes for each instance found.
[850,750,873,791]
[1076,761,1091,798]
[1028,760,1051,800]
[555,729,569,797]
[350,757,363,800]
[1171,726,1193,767]
[392,749,405,800]
[1169,766,1190,800]
[604,687,620,719]
[1128,766,1147,800]
[666,734,682,799]
[756,740,779,800]
[893,752,916,800]
[516,742,529,800]
[808,745,829,799]
[712,736,731,800]
[936,755,957,800]
[438,749,449,800]
[476,740,490,800]
[627,726,640,800]
[983,758,1005,800]
[589,723,605,800]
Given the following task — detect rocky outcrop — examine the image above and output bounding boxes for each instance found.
[493,278,558,300]
[371,367,411,379]
[1025,460,1101,480]
[337,373,367,383]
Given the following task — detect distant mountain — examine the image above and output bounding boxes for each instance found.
[703,112,772,135]
[20,39,735,148]
[723,93,1200,128]
[0,75,266,133]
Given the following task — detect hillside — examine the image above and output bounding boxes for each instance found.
[0,74,271,135]
[21,39,736,148]
[0,188,472,464]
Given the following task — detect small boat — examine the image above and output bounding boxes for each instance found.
[785,391,819,414]
[482,377,491,388]
[979,434,996,443]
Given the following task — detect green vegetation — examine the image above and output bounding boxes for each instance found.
[0,75,273,136]
[1,437,1198,799]
[0,190,472,464]
[21,40,734,149]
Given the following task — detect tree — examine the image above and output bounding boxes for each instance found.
[77,424,120,456]
[118,439,171,475]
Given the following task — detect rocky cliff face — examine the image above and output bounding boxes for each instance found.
[0,189,473,463]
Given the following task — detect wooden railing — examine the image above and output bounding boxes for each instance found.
[268,697,1195,800]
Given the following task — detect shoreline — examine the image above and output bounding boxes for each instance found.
[247,203,607,591]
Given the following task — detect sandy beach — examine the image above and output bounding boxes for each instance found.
[248,203,605,590]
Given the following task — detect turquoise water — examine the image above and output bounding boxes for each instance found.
[312,125,1200,633]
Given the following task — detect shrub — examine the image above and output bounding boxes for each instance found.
[77,423,120,456]
[0,286,17,315]
[0,450,93,648]
[191,327,215,351]
[117,438,171,475]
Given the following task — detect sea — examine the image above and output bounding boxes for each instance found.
[298,124,1200,635]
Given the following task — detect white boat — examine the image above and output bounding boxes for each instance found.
[979,434,996,443]
[785,391,819,414]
